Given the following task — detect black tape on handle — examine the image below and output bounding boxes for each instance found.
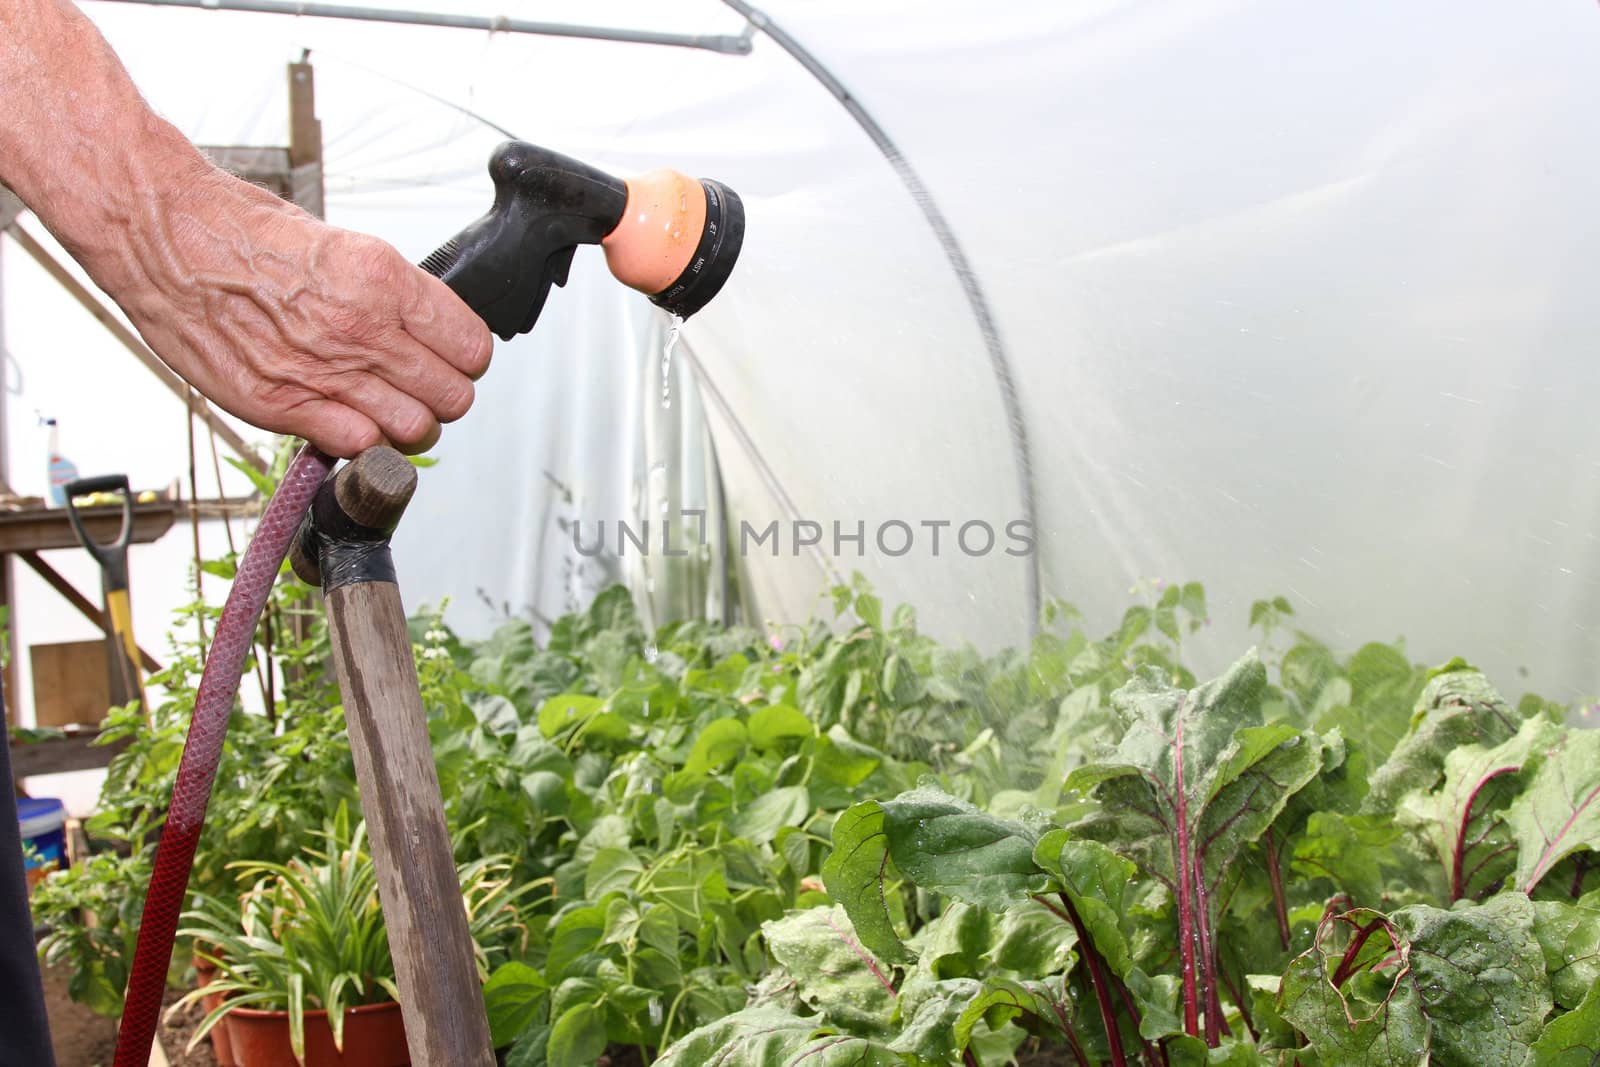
[319,540,397,592]
[308,487,399,592]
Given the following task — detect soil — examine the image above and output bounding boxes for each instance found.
[160,981,221,1067]
[597,1045,646,1067]
[40,961,221,1067]
[41,962,116,1067]
[1014,1038,1085,1066]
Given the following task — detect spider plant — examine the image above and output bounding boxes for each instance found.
[175,803,535,1061]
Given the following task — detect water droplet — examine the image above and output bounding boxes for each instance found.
[644,643,659,664]
[658,498,670,515]
[648,997,664,1026]
[659,314,684,409]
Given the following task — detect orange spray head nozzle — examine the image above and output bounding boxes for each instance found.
[419,142,744,340]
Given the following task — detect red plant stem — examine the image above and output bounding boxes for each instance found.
[1451,767,1517,902]
[1331,919,1385,988]
[963,1051,980,1067]
[1055,892,1129,1067]
[1171,709,1201,1039]
[1571,854,1592,900]
[1190,857,1225,1046]
[1264,827,1290,951]
[1109,973,1162,1067]
[1219,968,1257,1042]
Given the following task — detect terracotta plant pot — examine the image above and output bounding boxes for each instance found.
[193,955,239,1067]
[226,1000,410,1067]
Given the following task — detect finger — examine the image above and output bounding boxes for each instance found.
[399,267,494,380]
[284,398,385,460]
[324,372,442,455]
[357,330,476,424]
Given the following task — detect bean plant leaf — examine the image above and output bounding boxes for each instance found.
[731,786,812,846]
[761,906,898,1036]
[547,1001,608,1067]
[1395,716,1560,902]
[1364,667,1524,814]
[684,718,749,776]
[483,962,548,1047]
[1505,726,1600,893]
[748,704,814,750]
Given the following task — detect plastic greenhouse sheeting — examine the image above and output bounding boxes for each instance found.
[6,0,1600,713]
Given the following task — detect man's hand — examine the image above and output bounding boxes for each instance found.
[0,0,493,458]
[113,166,493,457]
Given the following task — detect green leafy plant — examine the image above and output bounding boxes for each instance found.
[175,805,531,1060]
[697,648,1599,1066]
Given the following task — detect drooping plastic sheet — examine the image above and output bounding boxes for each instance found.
[5,0,1600,728]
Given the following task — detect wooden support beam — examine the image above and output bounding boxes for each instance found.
[0,223,268,473]
[287,58,325,218]
[17,552,163,675]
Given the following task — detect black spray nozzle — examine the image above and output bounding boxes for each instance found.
[421,142,627,340]
[421,141,744,340]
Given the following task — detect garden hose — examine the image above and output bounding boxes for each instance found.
[112,141,743,1066]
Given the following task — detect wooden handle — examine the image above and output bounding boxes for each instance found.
[289,447,416,585]
[309,445,494,1066]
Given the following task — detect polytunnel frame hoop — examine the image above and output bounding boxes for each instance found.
[723,0,1043,632]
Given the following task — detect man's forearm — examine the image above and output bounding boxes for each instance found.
[1,2,204,242]
[0,0,491,457]
[0,1,222,295]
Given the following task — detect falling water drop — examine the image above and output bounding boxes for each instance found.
[644,642,659,664]
[660,314,684,409]
[648,997,664,1027]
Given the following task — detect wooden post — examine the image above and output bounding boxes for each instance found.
[304,449,494,1067]
[287,56,325,219]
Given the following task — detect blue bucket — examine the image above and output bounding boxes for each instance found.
[19,797,68,892]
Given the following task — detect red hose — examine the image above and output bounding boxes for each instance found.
[113,444,335,1067]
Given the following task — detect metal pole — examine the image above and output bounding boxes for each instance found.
[91,0,753,55]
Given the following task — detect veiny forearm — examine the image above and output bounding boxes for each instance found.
[0,1,216,270]
[0,1,490,456]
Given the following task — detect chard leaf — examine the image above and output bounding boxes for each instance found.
[1033,833,1135,978]
[1528,983,1600,1066]
[1065,654,1320,1040]
[761,906,898,1035]
[874,787,1043,909]
[653,1007,907,1066]
[1531,899,1600,1010]
[1395,716,1560,902]
[1390,892,1550,1066]
[823,788,1043,965]
[1279,909,1429,1067]
[1364,667,1524,815]
[822,800,912,963]
[1505,726,1600,893]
